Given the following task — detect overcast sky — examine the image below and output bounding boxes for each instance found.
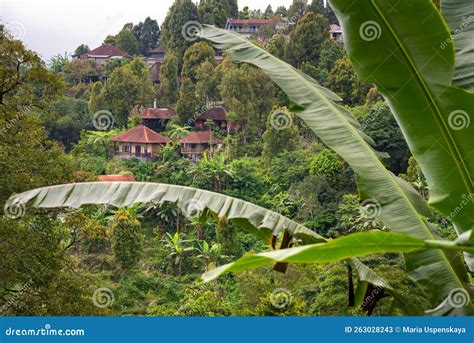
[0,0,295,62]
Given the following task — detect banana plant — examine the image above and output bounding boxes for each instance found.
[162,231,195,274]
[5,0,474,315]
[195,22,473,313]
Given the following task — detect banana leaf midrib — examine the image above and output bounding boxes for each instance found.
[370,0,473,196]
[222,29,440,242]
[205,25,464,287]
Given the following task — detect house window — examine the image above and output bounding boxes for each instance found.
[123,145,131,153]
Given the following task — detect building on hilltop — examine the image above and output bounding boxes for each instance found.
[224,19,287,38]
[194,106,239,133]
[111,125,170,160]
[329,24,343,43]
[74,44,130,67]
[177,131,223,161]
[145,46,166,65]
[132,104,176,132]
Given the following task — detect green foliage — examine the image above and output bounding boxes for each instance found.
[325,57,370,106]
[63,59,98,85]
[358,102,410,174]
[316,39,345,83]
[104,58,154,127]
[161,0,200,62]
[159,52,179,106]
[111,209,144,270]
[286,12,329,67]
[198,0,229,27]
[48,52,70,73]
[115,25,139,55]
[74,44,90,56]
[196,60,220,103]
[177,289,232,316]
[262,109,300,161]
[133,17,160,55]
[176,77,198,124]
[309,149,346,189]
[182,41,216,82]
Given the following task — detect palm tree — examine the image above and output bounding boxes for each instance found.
[7,1,474,315]
[165,124,192,140]
[85,129,120,159]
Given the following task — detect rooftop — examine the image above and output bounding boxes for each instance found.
[196,107,228,121]
[140,107,176,120]
[84,44,130,58]
[178,131,223,144]
[111,125,170,144]
[226,19,283,25]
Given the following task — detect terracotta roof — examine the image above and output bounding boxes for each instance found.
[111,125,170,144]
[227,19,281,25]
[140,107,176,120]
[98,174,136,182]
[84,44,130,58]
[196,107,228,121]
[178,131,223,144]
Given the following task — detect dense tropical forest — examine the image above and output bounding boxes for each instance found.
[1,0,473,316]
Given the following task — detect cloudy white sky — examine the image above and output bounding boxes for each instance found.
[0,0,295,62]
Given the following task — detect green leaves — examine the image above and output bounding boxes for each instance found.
[202,231,474,282]
[330,0,474,236]
[441,0,474,91]
[6,181,323,245]
[199,25,471,311]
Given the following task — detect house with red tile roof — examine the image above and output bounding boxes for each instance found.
[177,131,223,161]
[111,125,170,160]
[195,107,239,133]
[77,44,130,67]
[135,107,176,131]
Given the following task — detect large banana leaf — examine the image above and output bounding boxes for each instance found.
[199,25,471,312]
[328,0,474,236]
[7,181,411,313]
[441,0,474,90]
[202,231,474,281]
[203,231,474,315]
[5,182,323,244]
